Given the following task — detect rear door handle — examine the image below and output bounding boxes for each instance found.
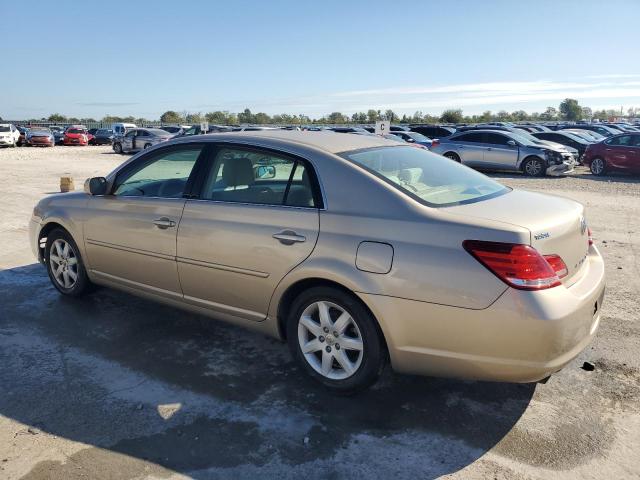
[153,217,176,229]
[273,230,306,245]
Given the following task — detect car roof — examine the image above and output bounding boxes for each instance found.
[169,130,395,154]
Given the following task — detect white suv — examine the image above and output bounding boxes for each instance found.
[0,124,20,147]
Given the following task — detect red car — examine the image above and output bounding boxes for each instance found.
[63,125,89,146]
[583,133,640,175]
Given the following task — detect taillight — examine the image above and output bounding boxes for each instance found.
[587,227,593,246]
[431,138,440,147]
[543,254,568,278]
[463,240,563,290]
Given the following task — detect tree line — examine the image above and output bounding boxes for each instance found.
[5,99,637,125]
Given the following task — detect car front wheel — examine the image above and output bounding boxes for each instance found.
[45,229,93,297]
[523,157,546,177]
[113,142,123,154]
[287,286,385,394]
[590,157,606,176]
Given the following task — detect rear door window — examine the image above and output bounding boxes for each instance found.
[454,132,484,143]
[200,147,318,208]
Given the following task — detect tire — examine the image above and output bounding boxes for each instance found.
[444,152,461,162]
[286,286,385,394]
[523,156,546,177]
[113,142,123,154]
[590,157,606,176]
[10,139,16,148]
[44,228,93,297]
[143,143,152,149]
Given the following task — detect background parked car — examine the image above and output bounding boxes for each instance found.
[409,125,456,139]
[89,128,115,145]
[111,122,137,137]
[388,131,433,148]
[112,128,172,154]
[0,123,20,147]
[431,129,575,176]
[532,131,593,161]
[458,124,579,160]
[64,126,89,146]
[26,127,55,147]
[16,125,28,146]
[49,126,65,145]
[563,129,605,142]
[159,125,190,135]
[558,124,623,137]
[583,133,640,176]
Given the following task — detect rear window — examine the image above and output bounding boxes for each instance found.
[341,146,509,207]
[0,126,9,132]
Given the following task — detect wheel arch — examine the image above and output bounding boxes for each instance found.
[520,154,546,172]
[275,277,389,357]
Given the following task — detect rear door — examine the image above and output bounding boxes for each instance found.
[84,144,205,297]
[176,144,321,321]
[122,129,136,151]
[452,132,485,166]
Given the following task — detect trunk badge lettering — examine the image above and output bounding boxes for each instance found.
[580,216,587,235]
[534,232,550,240]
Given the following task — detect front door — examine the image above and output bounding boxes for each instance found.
[479,132,519,170]
[122,129,136,152]
[84,144,205,297]
[177,145,321,321]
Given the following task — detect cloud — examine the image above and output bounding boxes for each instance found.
[75,102,140,107]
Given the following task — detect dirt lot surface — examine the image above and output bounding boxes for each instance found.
[0,145,639,479]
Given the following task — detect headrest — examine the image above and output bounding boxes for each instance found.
[222,158,254,187]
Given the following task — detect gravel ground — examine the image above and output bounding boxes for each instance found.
[0,145,639,479]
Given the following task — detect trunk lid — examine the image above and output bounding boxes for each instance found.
[445,189,590,285]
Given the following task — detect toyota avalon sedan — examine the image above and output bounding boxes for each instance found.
[30,131,605,393]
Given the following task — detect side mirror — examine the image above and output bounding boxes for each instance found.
[507,140,517,147]
[255,165,276,179]
[406,138,415,143]
[84,177,108,195]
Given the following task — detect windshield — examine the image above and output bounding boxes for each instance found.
[31,128,51,133]
[67,128,85,134]
[342,146,509,207]
[0,126,9,132]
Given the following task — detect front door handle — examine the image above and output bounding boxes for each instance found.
[273,230,306,245]
[153,217,176,229]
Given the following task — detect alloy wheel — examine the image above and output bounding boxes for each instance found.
[49,239,78,289]
[297,301,364,380]
[525,158,543,176]
[591,158,605,175]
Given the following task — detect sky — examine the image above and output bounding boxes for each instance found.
[2,0,640,120]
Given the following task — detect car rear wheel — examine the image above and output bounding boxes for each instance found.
[444,152,461,162]
[45,229,93,297]
[523,157,545,177]
[287,286,385,394]
[590,157,606,176]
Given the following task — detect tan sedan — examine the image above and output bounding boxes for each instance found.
[30,131,605,393]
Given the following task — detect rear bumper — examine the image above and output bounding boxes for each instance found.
[360,245,605,383]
